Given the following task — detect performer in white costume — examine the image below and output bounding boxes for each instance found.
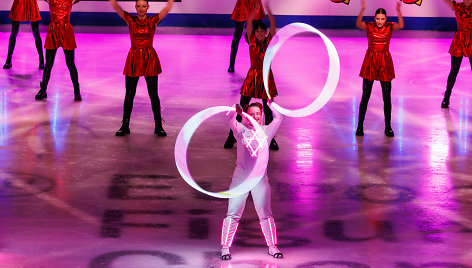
[221,101,284,260]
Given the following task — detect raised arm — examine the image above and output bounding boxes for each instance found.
[443,0,454,10]
[157,0,174,23]
[109,0,126,21]
[268,100,283,124]
[356,0,367,30]
[227,105,244,135]
[266,2,276,37]
[246,2,261,43]
[393,1,404,31]
[265,100,284,140]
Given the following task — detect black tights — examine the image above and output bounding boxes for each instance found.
[42,49,79,89]
[5,21,44,64]
[358,79,392,128]
[445,56,472,96]
[229,21,246,68]
[122,76,162,125]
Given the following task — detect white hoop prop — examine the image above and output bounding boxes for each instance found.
[174,106,269,198]
[263,23,340,118]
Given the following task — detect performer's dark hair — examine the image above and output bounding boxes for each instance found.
[245,102,263,112]
[252,20,268,33]
[136,0,149,4]
[375,8,387,17]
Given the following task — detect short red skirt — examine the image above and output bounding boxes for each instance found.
[359,50,395,82]
[9,0,41,22]
[231,0,265,22]
[124,48,162,77]
[240,68,277,99]
[45,22,77,50]
[449,30,472,57]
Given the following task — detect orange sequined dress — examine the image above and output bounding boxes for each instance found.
[44,0,76,50]
[9,0,41,22]
[449,0,472,57]
[231,0,265,22]
[240,33,277,99]
[359,22,395,82]
[123,12,162,77]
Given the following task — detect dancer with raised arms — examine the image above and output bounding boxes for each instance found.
[228,0,265,73]
[109,0,174,136]
[224,2,280,150]
[355,0,404,137]
[221,100,284,260]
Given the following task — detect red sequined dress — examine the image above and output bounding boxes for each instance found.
[449,0,472,57]
[240,33,277,99]
[231,0,265,22]
[123,12,162,77]
[359,22,395,82]
[44,0,76,50]
[9,0,41,22]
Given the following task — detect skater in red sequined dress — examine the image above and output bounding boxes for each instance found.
[228,0,265,72]
[224,2,280,151]
[35,0,82,101]
[441,0,472,108]
[355,0,404,137]
[110,0,174,137]
[4,0,44,69]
